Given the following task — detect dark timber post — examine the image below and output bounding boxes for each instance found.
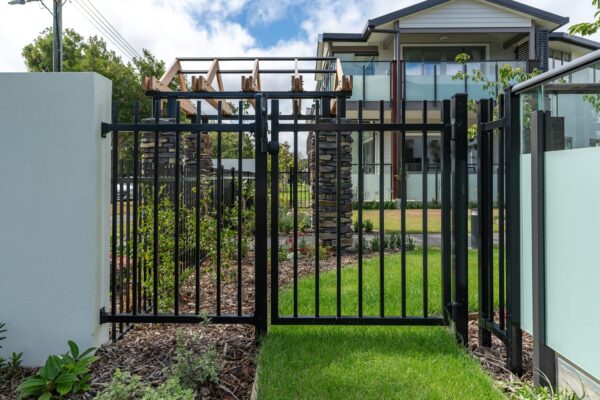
[451,93,469,345]
[254,94,269,338]
[504,88,523,374]
[531,110,556,388]
[477,99,492,347]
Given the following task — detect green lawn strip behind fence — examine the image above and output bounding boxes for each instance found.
[258,251,502,399]
[352,209,500,234]
[278,249,499,317]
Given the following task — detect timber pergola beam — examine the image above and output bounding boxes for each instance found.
[191,59,234,115]
[291,58,304,114]
[242,59,261,109]
[144,60,197,116]
[330,59,353,115]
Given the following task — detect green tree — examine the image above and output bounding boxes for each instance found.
[569,0,600,36]
[22,28,166,122]
[452,53,539,137]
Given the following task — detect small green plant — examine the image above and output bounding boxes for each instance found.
[17,341,97,399]
[364,219,374,233]
[371,237,380,252]
[170,331,220,391]
[0,322,6,370]
[504,380,581,400]
[406,234,416,251]
[95,369,146,399]
[96,369,194,400]
[389,233,400,249]
[143,378,194,400]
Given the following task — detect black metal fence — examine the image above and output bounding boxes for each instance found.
[100,87,522,375]
[476,91,522,374]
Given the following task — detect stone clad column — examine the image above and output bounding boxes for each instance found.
[309,125,353,253]
[140,117,177,166]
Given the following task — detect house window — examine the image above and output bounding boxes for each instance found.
[404,46,486,75]
[549,50,571,70]
[362,133,375,174]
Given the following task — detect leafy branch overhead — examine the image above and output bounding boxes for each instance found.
[452,53,539,138]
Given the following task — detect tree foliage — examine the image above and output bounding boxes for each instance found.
[568,0,600,37]
[22,28,165,122]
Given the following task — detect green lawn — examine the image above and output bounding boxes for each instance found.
[257,250,503,399]
[278,249,498,316]
[353,209,500,234]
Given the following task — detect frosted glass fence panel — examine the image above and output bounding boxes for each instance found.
[545,148,600,380]
[342,61,391,102]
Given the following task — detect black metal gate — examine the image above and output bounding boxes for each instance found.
[101,85,525,368]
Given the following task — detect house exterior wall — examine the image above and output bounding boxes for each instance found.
[396,0,531,29]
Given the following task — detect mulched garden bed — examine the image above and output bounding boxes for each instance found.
[467,314,534,395]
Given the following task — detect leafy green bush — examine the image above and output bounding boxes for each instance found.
[96,369,194,400]
[170,332,220,391]
[17,341,96,399]
[364,219,374,233]
[406,234,416,251]
[143,378,194,400]
[371,237,380,252]
[95,369,146,399]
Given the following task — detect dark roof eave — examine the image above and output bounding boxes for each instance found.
[549,32,600,51]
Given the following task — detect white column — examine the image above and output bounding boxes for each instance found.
[0,73,111,366]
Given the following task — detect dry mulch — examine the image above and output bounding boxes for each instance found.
[467,313,534,395]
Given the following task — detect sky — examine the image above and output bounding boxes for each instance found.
[1,0,599,156]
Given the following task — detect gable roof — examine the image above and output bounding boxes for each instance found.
[549,32,600,51]
[368,0,568,28]
[321,0,569,42]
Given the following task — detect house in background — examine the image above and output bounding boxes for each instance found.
[313,0,600,202]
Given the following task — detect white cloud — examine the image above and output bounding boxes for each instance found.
[1,0,600,156]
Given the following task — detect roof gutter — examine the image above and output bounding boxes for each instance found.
[512,48,600,94]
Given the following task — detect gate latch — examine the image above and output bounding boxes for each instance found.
[267,140,279,155]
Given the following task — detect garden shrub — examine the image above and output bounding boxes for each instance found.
[0,323,23,379]
[170,331,220,391]
[96,369,194,400]
[364,219,374,233]
[17,341,96,399]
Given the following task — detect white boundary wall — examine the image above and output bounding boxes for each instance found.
[0,73,111,366]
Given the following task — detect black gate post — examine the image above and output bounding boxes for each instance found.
[476,99,493,348]
[531,110,556,388]
[451,93,469,345]
[270,100,280,324]
[441,100,452,325]
[254,93,269,338]
[504,88,523,374]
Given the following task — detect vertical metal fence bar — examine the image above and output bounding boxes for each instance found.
[486,98,495,333]
[119,159,125,334]
[254,93,269,337]
[400,99,407,317]
[441,100,452,324]
[110,100,118,340]
[216,102,223,316]
[336,97,342,318]
[237,101,243,316]
[422,100,428,317]
[451,93,469,345]
[378,100,385,317]
[125,159,131,314]
[314,100,321,318]
[357,100,364,317]
[504,88,522,374]
[477,99,492,347]
[195,102,202,315]
[132,101,139,315]
[498,95,506,331]
[293,100,299,317]
[174,102,181,315]
[152,99,160,315]
[270,100,280,321]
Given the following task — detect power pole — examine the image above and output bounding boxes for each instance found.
[53,0,62,72]
[8,0,63,72]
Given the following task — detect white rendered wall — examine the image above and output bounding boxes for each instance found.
[0,73,111,366]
